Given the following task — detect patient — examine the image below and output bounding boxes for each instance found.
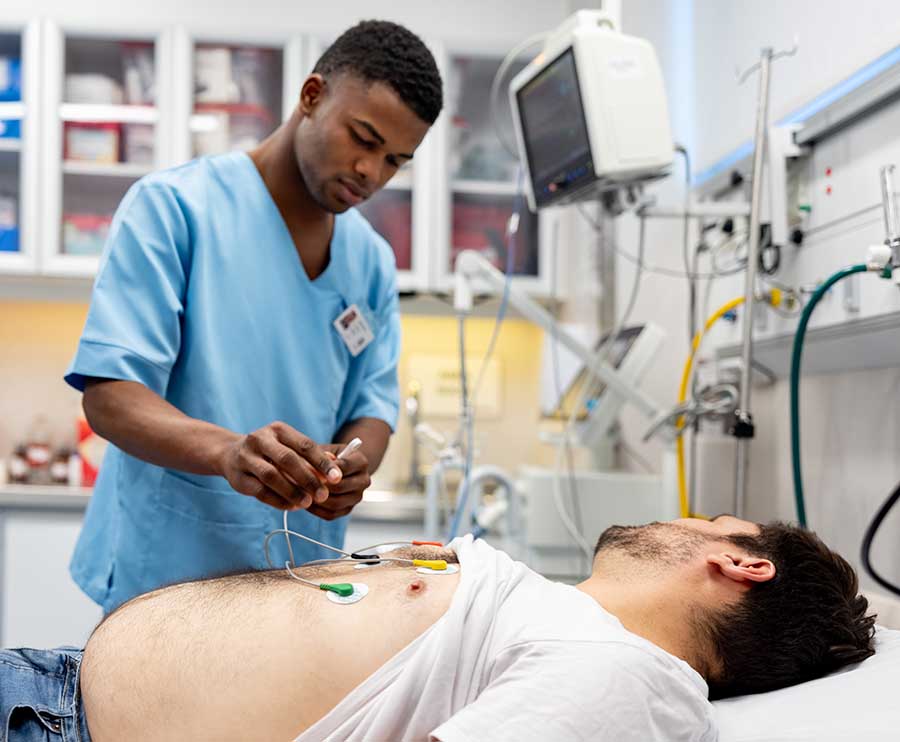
[1,515,875,741]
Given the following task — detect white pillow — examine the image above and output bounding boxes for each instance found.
[714,626,900,742]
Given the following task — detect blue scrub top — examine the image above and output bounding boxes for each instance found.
[65,152,401,612]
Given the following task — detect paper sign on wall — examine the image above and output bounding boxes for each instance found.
[406,354,502,419]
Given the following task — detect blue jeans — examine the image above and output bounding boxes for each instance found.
[0,648,91,742]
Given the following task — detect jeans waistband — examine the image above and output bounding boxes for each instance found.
[1,647,92,742]
[66,650,92,742]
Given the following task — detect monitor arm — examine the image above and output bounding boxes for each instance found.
[453,249,667,434]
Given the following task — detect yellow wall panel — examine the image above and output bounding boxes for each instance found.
[0,302,554,487]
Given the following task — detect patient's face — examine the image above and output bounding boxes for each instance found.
[593,515,760,567]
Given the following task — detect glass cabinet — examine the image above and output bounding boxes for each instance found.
[356,170,414,272]
[190,42,284,158]
[355,140,428,292]
[41,25,164,275]
[1,27,562,296]
[435,47,556,296]
[443,53,541,290]
[0,23,37,273]
[0,33,23,258]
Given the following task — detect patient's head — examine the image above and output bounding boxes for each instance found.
[591,516,876,699]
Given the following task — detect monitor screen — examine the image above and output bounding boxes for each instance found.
[548,326,644,419]
[517,48,594,207]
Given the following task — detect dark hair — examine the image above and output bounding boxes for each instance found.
[313,20,443,124]
[704,522,876,699]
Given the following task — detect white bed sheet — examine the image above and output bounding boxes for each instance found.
[714,626,900,742]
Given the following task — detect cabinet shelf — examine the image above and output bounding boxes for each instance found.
[0,102,25,120]
[192,102,275,121]
[716,311,900,377]
[59,103,158,124]
[452,179,520,197]
[62,160,151,178]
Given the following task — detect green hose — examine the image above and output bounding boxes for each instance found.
[790,264,868,528]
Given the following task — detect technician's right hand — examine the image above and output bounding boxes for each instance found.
[218,421,343,510]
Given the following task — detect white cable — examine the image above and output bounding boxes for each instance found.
[619,440,655,473]
[575,203,745,280]
[709,231,748,275]
[547,218,593,563]
[701,260,718,341]
[264,530,447,581]
[283,509,349,565]
[447,315,474,541]
[552,433,595,560]
[450,35,537,536]
[489,32,547,158]
[438,468,451,525]
[469,168,526,412]
[549,211,648,563]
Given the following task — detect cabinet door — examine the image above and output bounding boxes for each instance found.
[435,48,558,296]
[0,23,38,274]
[189,41,284,158]
[355,167,427,292]
[164,31,302,166]
[356,179,412,263]
[41,24,165,277]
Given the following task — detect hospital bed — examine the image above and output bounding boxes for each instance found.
[714,592,900,742]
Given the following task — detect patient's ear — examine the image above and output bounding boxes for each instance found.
[707,552,776,584]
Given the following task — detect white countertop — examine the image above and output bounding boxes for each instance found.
[0,484,426,522]
[0,484,93,509]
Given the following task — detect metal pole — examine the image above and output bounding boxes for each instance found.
[880,165,900,261]
[734,47,773,518]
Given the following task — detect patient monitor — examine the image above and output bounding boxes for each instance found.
[510,10,674,211]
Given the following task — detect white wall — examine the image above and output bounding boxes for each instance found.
[3,0,571,45]
[620,0,900,595]
[691,0,900,174]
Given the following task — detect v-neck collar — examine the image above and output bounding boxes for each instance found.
[238,151,343,291]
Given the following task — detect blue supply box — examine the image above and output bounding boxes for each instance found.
[0,119,21,138]
[0,57,22,102]
[0,193,18,253]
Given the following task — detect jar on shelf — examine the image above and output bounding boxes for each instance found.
[50,447,74,485]
[8,445,29,484]
[25,416,52,485]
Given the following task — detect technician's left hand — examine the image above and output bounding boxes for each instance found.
[306,444,371,521]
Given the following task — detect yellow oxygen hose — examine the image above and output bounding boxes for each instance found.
[676,297,746,518]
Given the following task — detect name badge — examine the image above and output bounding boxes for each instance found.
[334,304,375,357]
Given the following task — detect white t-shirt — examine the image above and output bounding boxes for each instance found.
[296,536,716,742]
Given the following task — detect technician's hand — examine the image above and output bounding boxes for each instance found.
[306,444,372,521]
[219,421,342,511]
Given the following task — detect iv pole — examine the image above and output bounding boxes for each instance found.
[733,47,774,517]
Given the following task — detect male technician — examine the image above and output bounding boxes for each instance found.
[64,20,443,612]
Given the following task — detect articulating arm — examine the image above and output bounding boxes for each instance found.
[453,249,668,436]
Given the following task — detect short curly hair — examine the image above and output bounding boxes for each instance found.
[703,522,876,699]
[313,20,443,124]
